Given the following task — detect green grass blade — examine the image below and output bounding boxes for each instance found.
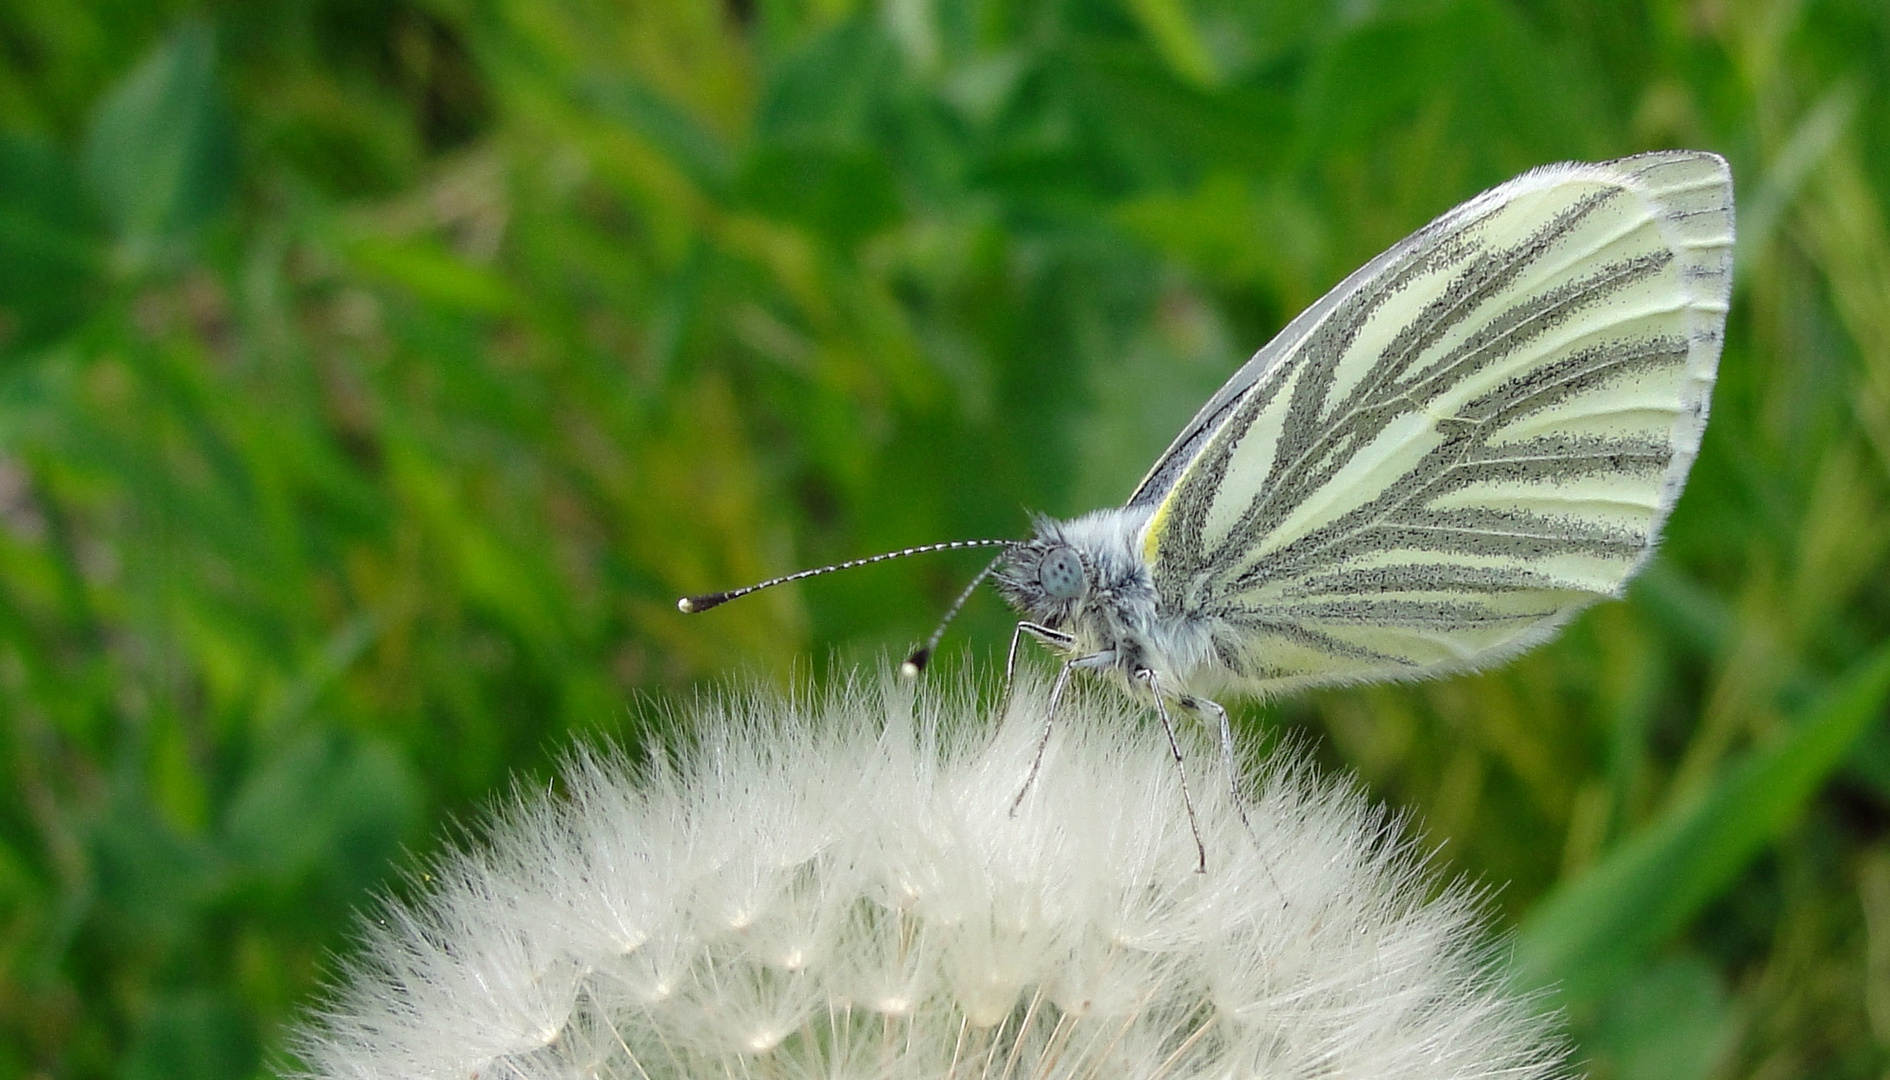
[1122,0,1221,89]
[1512,639,1890,1003]
[80,18,235,262]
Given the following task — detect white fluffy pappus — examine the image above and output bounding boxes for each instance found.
[292,675,1570,1080]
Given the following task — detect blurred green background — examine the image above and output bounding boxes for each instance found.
[1,0,1887,1076]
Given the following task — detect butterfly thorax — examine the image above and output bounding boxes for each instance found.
[995,508,1217,693]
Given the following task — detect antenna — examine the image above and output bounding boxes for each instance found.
[677,539,1013,614]
[900,555,1003,677]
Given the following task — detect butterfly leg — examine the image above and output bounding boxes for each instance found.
[999,621,1074,719]
[1010,647,1107,817]
[1178,694,1286,903]
[1139,670,1208,873]
[1178,693,1251,832]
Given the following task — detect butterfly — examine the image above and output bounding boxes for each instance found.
[682,150,1734,864]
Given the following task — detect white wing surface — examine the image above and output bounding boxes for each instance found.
[1140,151,1733,695]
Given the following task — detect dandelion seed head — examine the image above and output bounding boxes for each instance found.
[293,675,1570,1080]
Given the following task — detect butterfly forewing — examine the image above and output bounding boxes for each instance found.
[1141,151,1733,694]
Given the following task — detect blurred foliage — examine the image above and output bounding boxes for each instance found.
[0,0,1888,1077]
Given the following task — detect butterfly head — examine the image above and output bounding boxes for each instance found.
[995,537,1091,627]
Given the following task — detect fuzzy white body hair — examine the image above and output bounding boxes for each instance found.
[1020,507,1225,695]
[293,676,1570,1080]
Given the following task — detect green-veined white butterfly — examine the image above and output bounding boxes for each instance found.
[682,150,1734,860]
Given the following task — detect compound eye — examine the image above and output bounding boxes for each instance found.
[1038,546,1086,600]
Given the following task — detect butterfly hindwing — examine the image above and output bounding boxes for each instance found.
[1141,151,1734,695]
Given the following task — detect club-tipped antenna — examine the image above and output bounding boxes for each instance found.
[901,554,1005,678]
[677,539,1013,614]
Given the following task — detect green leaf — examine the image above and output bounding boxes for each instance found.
[121,990,257,1080]
[223,730,419,895]
[0,134,104,357]
[81,19,237,262]
[1122,0,1222,89]
[738,142,902,244]
[345,235,520,313]
[1586,956,1734,1080]
[1512,639,1890,1003]
[582,75,734,195]
[754,15,896,146]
